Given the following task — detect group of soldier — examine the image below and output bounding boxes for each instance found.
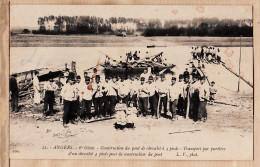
[10,65,214,128]
[191,46,222,64]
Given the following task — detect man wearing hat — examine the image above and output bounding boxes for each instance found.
[158,74,168,117]
[129,76,138,107]
[118,77,130,105]
[197,76,209,122]
[183,68,190,80]
[138,77,149,117]
[189,75,201,120]
[147,76,158,118]
[140,68,150,82]
[10,74,19,112]
[43,77,58,116]
[74,75,82,121]
[80,76,93,121]
[168,76,181,120]
[105,76,118,116]
[182,75,190,117]
[92,75,103,118]
[101,76,110,117]
[61,73,77,127]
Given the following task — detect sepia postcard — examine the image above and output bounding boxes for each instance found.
[7,4,254,161]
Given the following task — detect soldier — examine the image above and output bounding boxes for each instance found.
[92,75,103,118]
[177,74,184,115]
[197,76,209,122]
[74,75,82,121]
[158,74,168,117]
[33,71,41,104]
[138,77,149,117]
[43,78,58,116]
[101,76,110,117]
[189,75,200,120]
[61,73,77,127]
[80,76,93,122]
[10,74,19,112]
[183,68,190,80]
[140,68,150,82]
[182,75,190,118]
[107,76,118,116]
[118,77,130,105]
[209,81,217,105]
[129,76,138,107]
[168,77,181,120]
[147,76,158,118]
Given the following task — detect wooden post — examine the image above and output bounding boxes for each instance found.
[237,35,242,92]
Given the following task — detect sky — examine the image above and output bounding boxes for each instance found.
[11,5,252,29]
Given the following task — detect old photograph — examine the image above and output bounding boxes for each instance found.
[9,5,253,160]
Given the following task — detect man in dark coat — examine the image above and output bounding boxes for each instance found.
[10,74,19,112]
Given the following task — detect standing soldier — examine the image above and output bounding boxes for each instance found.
[168,77,181,120]
[177,74,184,116]
[118,77,130,105]
[80,76,93,122]
[189,75,200,120]
[92,75,103,118]
[33,71,41,104]
[198,76,209,122]
[107,77,118,116]
[74,75,82,121]
[138,77,149,117]
[182,75,190,118]
[101,76,110,117]
[61,73,77,127]
[42,78,58,116]
[129,76,138,107]
[10,74,19,112]
[140,68,150,82]
[158,74,168,117]
[147,76,158,118]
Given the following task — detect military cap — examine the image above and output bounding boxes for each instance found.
[95,75,100,79]
[160,74,165,78]
[148,76,153,80]
[172,76,176,80]
[200,76,206,80]
[140,77,145,81]
[68,72,75,80]
[85,76,90,81]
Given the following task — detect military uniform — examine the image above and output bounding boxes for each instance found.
[147,76,158,118]
[61,74,77,126]
[158,75,168,116]
[138,77,149,117]
[107,78,118,116]
[197,77,209,121]
[189,77,201,120]
[92,75,104,118]
[43,79,57,116]
[80,77,93,120]
[168,77,181,119]
[10,74,19,112]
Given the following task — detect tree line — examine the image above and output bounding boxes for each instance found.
[31,15,252,37]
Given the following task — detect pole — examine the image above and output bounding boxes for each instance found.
[237,35,242,92]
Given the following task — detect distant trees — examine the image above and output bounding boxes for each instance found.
[22,29,30,34]
[32,15,253,37]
